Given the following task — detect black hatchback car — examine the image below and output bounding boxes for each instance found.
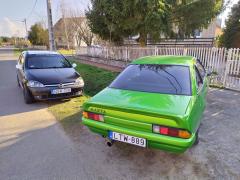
[16,51,84,104]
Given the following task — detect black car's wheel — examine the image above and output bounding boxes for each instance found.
[23,86,34,104]
[17,75,20,87]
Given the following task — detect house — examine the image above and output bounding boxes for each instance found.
[195,18,223,38]
[53,17,87,49]
[124,18,223,47]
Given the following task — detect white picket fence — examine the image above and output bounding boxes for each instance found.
[76,46,240,91]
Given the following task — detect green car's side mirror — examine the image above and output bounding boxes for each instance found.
[207,70,213,76]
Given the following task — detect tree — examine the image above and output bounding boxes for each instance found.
[86,0,224,46]
[169,0,224,38]
[86,0,125,45]
[1,36,11,43]
[68,10,94,46]
[86,0,169,46]
[219,1,240,48]
[28,23,49,46]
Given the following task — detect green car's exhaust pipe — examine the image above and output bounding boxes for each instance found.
[106,138,114,147]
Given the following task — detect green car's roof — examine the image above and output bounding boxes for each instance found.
[131,55,195,65]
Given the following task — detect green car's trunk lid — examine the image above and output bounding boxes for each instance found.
[85,88,192,132]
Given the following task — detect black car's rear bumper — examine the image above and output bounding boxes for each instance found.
[29,86,83,100]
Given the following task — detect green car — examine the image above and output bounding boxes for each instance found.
[82,56,209,153]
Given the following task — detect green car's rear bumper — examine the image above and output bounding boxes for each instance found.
[83,118,196,153]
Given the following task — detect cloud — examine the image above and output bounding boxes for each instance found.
[0,17,26,37]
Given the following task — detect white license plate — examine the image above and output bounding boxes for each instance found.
[51,88,71,94]
[109,131,146,147]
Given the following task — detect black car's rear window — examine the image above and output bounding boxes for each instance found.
[26,54,72,69]
[109,64,191,95]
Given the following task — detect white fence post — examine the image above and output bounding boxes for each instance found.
[106,47,109,59]
[155,46,158,56]
[183,48,188,56]
[223,49,232,87]
[125,47,128,61]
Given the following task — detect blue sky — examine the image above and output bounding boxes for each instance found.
[0,0,90,37]
[0,0,239,37]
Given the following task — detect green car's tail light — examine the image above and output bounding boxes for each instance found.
[83,111,104,122]
[153,125,191,139]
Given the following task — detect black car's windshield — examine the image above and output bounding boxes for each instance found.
[109,64,191,95]
[26,54,72,69]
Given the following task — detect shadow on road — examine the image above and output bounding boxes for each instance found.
[0,60,45,117]
[0,122,90,179]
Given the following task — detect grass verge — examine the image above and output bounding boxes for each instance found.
[14,48,27,57]
[58,49,76,55]
[48,96,89,131]
[72,60,119,96]
[48,61,119,133]
[14,48,75,57]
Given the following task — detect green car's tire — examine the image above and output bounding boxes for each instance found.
[23,86,34,104]
[193,130,199,145]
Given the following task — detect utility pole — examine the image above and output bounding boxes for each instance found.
[23,19,28,40]
[46,0,56,51]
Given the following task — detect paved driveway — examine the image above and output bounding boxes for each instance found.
[0,49,89,179]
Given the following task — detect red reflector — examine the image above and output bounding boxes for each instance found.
[153,125,190,139]
[88,112,95,120]
[168,128,179,137]
[94,114,101,121]
[160,127,168,135]
[159,126,179,137]
[85,112,104,122]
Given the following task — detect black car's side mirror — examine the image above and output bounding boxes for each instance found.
[16,64,22,70]
[72,63,77,68]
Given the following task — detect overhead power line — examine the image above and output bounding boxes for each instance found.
[26,0,38,20]
[20,0,38,39]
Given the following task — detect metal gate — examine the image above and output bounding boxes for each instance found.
[223,60,240,90]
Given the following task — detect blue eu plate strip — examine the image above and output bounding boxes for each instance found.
[108,131,113,139]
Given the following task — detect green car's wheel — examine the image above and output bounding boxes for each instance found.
[194,130,199,145]
[23,86,34,104]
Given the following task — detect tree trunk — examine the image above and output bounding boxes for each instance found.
[139,32,147,47]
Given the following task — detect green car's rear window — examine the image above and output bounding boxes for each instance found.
[109,64,191,96]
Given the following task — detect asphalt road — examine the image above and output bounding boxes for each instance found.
[0,49,89,180]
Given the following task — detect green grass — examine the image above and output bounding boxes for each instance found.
[14,48,27,57]
[14,48,75,57]
[72,60,119,96]
[58,49,76,55]
[48,96,89,130]
[48,61,119,131]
